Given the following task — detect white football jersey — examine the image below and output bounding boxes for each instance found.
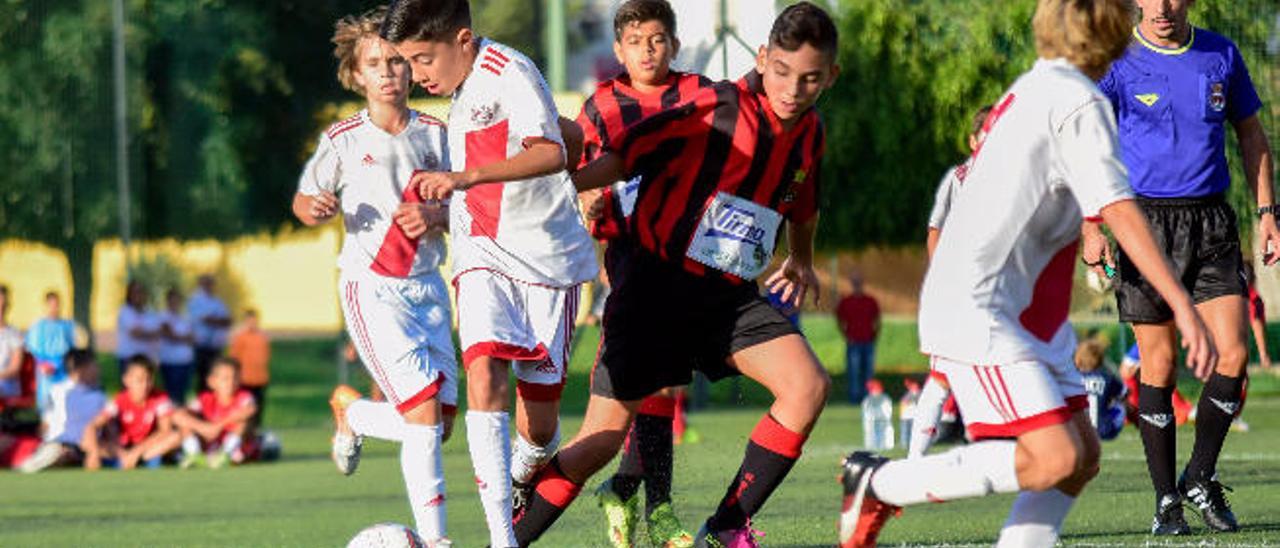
[927,161,972,230]
[919,58,1133,367]
[446,39,598,288]
[298,109,449,278]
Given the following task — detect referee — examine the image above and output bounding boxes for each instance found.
[1083,0,1276,536]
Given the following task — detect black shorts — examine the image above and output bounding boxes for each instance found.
[590,251,801,401]
[1115,194,1247,324]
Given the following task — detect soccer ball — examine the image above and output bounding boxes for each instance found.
[346,523,425,548]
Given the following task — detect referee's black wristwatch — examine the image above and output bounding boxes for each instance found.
[1258,204,1280,217]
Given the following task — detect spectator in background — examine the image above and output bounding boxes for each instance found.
[0,285,24,399]
[83,354,181,470]
[18,349,107,473]
[116,281,162,379]
[188,274,232,392]
[25,291,76,408]
[836,270,881,404]
[159,288,196,405]
[176,356,258,468]
[227,309,270,428]
[1074,338,1128,441]
[1244,263,1271,370]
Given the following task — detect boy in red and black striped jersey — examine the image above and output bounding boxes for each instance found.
[574,2,711,546]
[515,3,840,546]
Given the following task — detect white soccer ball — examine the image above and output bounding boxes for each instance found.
[346,523,425,548]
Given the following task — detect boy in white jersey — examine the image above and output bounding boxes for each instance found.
[381,1,598,545]
[292,8,456,546]
[839,1,1218,546]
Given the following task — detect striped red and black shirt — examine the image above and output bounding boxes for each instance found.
[576,71,714,240]
[608,70,825,283]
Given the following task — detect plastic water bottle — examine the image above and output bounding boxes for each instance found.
[862,379,895,451]
[899,379,921,449]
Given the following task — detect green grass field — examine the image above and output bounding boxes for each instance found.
[4,319,1280,546]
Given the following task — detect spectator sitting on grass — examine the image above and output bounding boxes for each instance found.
[175,356,258,468]
[18,349,107,473]
[83,354,182,470]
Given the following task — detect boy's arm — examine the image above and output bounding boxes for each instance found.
[293,192,340,226]
[572,153,627,192]
[293,135,341,225]
[1101,200,1216,379]
[417,140,564,200]
[766,215,821,307]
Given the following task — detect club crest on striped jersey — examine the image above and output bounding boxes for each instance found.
[471,103,498,126]
[687,192,782,280]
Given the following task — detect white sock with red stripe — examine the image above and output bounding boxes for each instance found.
[870,441,1019,506]
[401,423,447,542]
[347,399,406,442]
[466,410,517,547]
[996,488,1074,547]
[511,425,560,484]
[908,378,950,459]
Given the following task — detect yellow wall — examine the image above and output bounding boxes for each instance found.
[0,241,75,327]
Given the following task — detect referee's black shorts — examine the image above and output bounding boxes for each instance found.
[590,250,800,402]
[1114,194,1247,324]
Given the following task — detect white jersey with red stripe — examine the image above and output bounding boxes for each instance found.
[298,108,449,278]
[446,39,598,288]
[919,58,1133,367]
[926,160,972,230]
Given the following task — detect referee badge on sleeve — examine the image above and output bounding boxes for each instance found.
[1209,82,1226,113]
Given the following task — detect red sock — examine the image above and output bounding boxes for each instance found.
[707,414,807,532]
[514,457,582,545]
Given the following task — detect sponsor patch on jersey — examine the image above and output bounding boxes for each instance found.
[613,176,642,218]
[686,192,782,280]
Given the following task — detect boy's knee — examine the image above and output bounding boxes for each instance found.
[1023,446,1080,491]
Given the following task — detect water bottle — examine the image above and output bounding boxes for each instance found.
[861,379,895,451]
[899,379,921,449]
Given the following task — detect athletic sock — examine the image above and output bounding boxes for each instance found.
[182,434,200,456]
[611,423,643,500]
[1185,373,1244,481]
[222,433,242,456]
[706,414,806,532]
[514,456,583,546]
[347,399,406,442]
[635,396,677,512]
[870,441,1019,506]
[511,425,560,484]
[673,390,688,441]
[466,410,516,547]
[1137,383,1178,497]
[401,423,447,542]
[995,488,1075,547]
[909,377,949,459]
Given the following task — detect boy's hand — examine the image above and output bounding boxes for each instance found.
[1173,304,1217,381]
[393,202,448,239]
[765,256,820,307]
[414,171,474,201]
[306,192,340,221]
[582,189,607,221]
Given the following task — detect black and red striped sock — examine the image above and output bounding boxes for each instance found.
[706,414,806,532]
[636,395,677,512]
[611,423,643,500]
[513,457,582,545]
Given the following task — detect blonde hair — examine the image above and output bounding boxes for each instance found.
[332,7,388,93]
[1074,339,1107,372]
[1033,0,1134,77]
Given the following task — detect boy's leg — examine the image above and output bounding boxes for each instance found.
[702,334,830,538]
[511,283,580,495]
[636,389,678,514]
[401,398,448,543]
[515,394,641,545]
[908,371,950,459]
[995,412,1100,547]
[466,355,517,548]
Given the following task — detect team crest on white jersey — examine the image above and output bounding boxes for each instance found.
[471,103,498,126]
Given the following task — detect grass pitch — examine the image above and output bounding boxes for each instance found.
[3,323,1280,546]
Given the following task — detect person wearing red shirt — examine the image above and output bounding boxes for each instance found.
[836,270,881,404]
[83,355,181,470]
[175,356,257,468]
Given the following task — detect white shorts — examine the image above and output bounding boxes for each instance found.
[454,269,581,402]
[340,271,459,414]
[933,356,1086,441]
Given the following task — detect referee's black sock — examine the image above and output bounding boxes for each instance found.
[1185,372,1244,481]
[610,423,643,500]
[1137,383,1178,498]
[706,414,805,532]
[514,457,581,546]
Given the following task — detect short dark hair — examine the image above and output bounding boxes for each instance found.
[0,285,7,298]
[211,356,241,375]
[123,354,157,378]
[381,0,472,43]
[65,349,96,373]
[614,0,677,42]
[768,1,838,58]
[971,105,994,136]
[45,291,59,301]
